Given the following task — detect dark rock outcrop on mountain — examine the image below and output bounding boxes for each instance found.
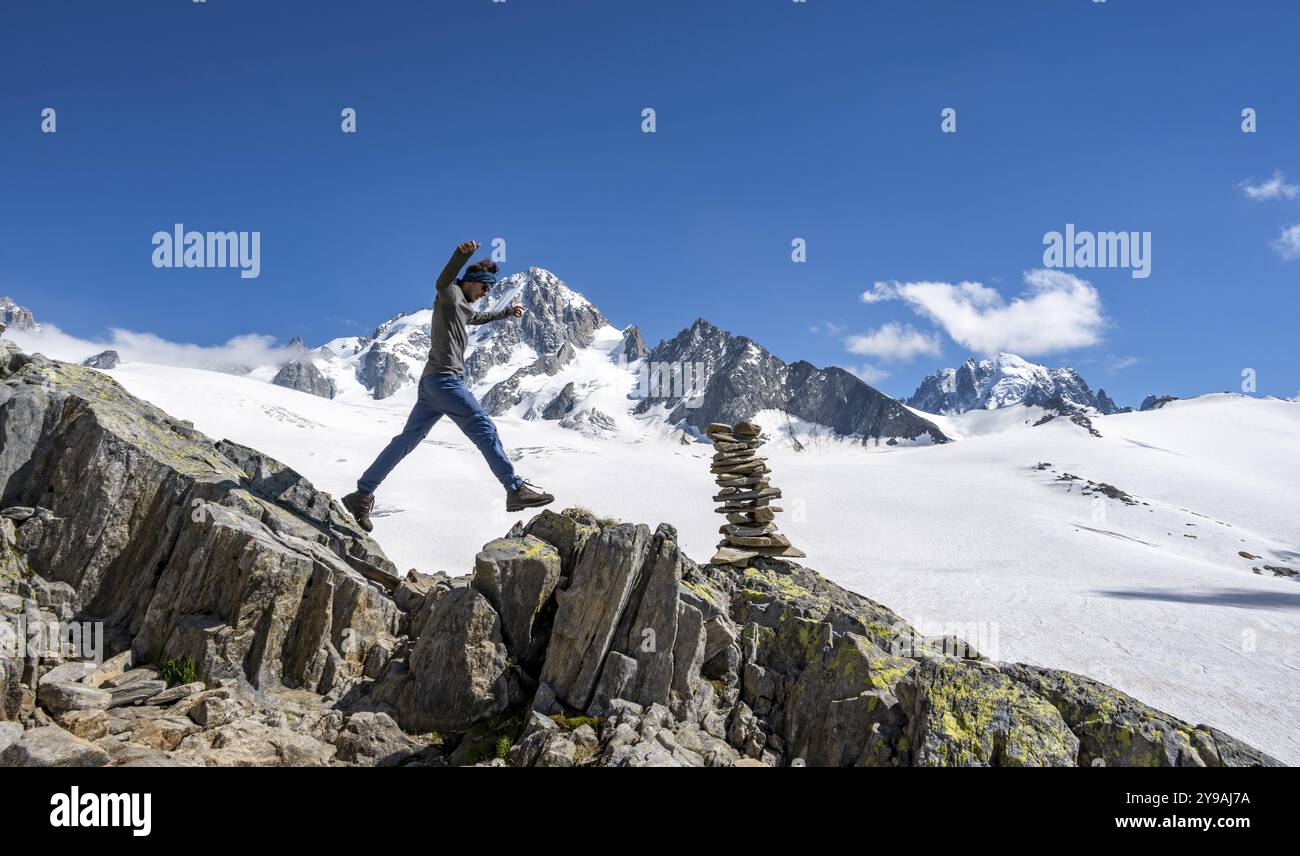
[336,310,431,400]
[82,350,120,370]
[1094,388,1129,415]
[481,342,577,417]
[908,353,1126,415]
[272,359,336,399]
[464,269,606,384]
[541,382,577,420]
[613,325,649,363]
[357,348,411,400]
[0,341,1279,767]
[0,298,37,333]
[1140,394,1179,411]
[1030,393,1104,438]
[636,319,948,444]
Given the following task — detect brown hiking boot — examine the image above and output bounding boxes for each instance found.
[342,490,375,532]
[506,480,554,513]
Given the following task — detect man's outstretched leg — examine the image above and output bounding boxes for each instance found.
[424,372,554,512]
[343,386,442,531]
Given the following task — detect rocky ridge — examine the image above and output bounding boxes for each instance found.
[0,341,1280,767]
[638,319,949,444]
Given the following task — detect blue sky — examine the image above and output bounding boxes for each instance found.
[2,0,1297,404]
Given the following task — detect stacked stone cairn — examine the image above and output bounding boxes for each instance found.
[708,420,805,566]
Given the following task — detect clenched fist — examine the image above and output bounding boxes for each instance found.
[457,240,481,255]
[506,304,524,318]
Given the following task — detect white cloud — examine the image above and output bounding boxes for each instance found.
[860,269,1106,357]
[1271,223,1300,260]
[848,363,890,385]
[809,321,846,336]
[844,322,941,361]
[7,323,297,372]
[1107,355,1139,374]
[860,282,899,304]
[1240,170,1299,201]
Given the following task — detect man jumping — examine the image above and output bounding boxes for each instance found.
[342,240,554,532]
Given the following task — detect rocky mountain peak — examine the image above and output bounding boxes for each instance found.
[908,353,1126,416]
[0,297,38,333]
[638,318,948,444]
[464,268,609,383]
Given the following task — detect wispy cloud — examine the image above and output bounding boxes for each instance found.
[844,322,941,361]
[859,269,1106,357]
[8,323,297,372]
[1271,223,1300,260]
[327,316,365,331]
[808,320,847,336]
[1107,355,1139,374]
[1239,170,1299,201]
[848,363,890,385]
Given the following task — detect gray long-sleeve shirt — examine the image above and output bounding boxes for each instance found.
[422,248,510,378]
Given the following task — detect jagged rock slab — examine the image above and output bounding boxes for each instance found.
[472,536,561,666]
[37,682,111,714]
[0,724,110,767]
[540,523,652,710]
[520,507,601,570]
[598,525,686,708]
[0,341,399,696]
[379,585,516,733]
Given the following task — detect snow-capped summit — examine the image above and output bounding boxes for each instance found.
[0,297,38,333]
[464,268,609,384]
[262,268,948,445]
[273,268,616,404]
[907,353,1125,416]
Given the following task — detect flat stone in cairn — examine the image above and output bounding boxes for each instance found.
[705,421,805,566]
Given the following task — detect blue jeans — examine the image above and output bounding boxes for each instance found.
[358,372,522,494]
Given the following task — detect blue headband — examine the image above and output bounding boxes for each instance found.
[460,269,497,286]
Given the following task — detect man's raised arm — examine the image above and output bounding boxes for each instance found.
[435,240,480,297]
[468,303,522,325]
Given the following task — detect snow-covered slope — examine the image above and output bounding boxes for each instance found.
[909,352,1124,415]
[96,359,1300,764]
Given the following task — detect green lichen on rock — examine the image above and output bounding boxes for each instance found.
[8,355,238,482]
[897,659,1079,767]
[999,663,1281,767]
[520,507,601,570]
[780,631,918,766]
[0,518,27,584]
[710,558,914,654]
